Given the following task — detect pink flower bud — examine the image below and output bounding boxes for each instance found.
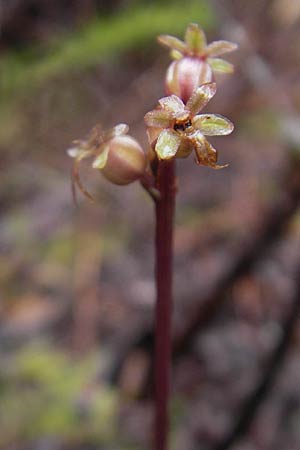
[165,57,213,103]
[95,135,146,185]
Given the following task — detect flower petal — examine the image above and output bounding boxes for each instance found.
[206,40,238,57]
[105,123,129,139]
[186,82,217,116]
[176,137,194,158]
[157,35,187,54]
[92,145,110,169]
[193,134,228,169]
[146,126,161,148]
[67,147,93,161]
[192,114,234,136]
[208,58,234,73]
[184,23,207,54]
[158,95,185,113]
[170,49,183,60]
[155,129,181,160]
[144,109,174,128]
[67,147,82,158]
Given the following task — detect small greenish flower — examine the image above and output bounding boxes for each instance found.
[67,124,146,201]
[144,82,234,168]
[159,22,237,73]
[158,23,237,102]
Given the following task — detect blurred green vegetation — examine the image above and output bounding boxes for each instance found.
[0,0,215,101]
[239,109,279,138]
[0,344,117,448]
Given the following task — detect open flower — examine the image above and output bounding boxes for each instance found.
[144,82,234,169]
[158,23,237,102]
[67,123,146,201]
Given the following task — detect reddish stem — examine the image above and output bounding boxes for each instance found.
[154,159,176,450]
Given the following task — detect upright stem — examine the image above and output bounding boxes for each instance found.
[154,159,176,450]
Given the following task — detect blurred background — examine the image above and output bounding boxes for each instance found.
[1,0,300,449]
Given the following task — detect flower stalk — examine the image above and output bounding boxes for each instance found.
[154,159,176,450]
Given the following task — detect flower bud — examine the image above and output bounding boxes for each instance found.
[165,57,213,103]
[93,135,146,185]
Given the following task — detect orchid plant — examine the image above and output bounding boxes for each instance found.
[68,23,237,450]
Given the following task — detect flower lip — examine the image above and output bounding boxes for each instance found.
[174,119,192,132]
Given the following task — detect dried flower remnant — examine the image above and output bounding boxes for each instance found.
[144,82,234,168]
[158,23,237,102]
[67,124,146,201]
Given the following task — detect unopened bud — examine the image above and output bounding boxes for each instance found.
[166,57,212,103]
[93,135,146,185]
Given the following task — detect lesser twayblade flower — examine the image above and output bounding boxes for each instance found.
[158,23,237,102]
[144,82,234,168]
